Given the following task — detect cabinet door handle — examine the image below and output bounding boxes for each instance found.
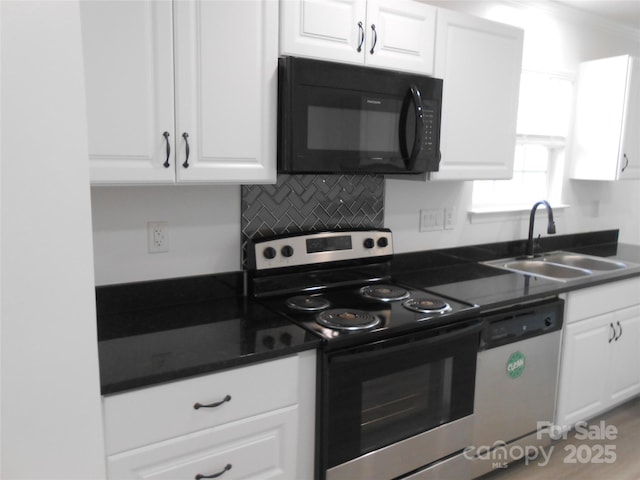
[162,131,171,168]
[357,21,365,52]
[621,153,629,173]
[182,132,190,168]
[195,464,231,480]
[609,323,615,343]
[369,24,377,54]
[193,394,231,410]
[615,321,622,341]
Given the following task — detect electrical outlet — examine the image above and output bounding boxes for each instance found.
[444,207,456,230]
[148,221,169,253]
[419,209,443,232]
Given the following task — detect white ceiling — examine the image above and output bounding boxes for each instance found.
[553,0,640,30]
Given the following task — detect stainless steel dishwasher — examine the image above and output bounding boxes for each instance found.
[471,297,564,478]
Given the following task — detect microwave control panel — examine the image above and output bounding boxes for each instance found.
[421,99,439,158]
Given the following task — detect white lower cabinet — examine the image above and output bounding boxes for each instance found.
[107,407,298,479]
[103,351,316,480]
[555,278,640,428]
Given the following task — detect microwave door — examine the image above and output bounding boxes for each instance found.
[399,85,426,171]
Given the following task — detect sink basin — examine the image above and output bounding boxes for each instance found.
[541,253,627,271]
[502,260,591,279]
[483,251,635,282]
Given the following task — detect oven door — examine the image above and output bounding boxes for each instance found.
[320,319,481,480]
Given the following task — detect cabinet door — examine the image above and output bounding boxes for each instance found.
[571,55,640,180]
[174,0,277,183]
[555,314,611,428]
[280,0,367,64]
[431,9,523,180]
[619,56,640,179]
[80,0,176,184]
[608,305,640,403]
[107,406,298,480]
[364,0,435,75]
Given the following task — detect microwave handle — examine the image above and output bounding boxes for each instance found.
[402,85,425,171]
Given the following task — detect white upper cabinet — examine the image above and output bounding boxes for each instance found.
[570,55,640,181]
[279,0,436,75]
[81,1,176,184]
[430,9,524,181]
[174,1,277,184]
[81,0,277,185]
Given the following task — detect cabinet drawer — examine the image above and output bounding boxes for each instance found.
[104,356,298,454]
[107,406,298,479]
[565,277,640,323]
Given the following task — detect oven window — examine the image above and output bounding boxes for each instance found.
[360,359,453,453]
[323,323,478,469]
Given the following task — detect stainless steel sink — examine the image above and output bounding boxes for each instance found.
[484,251,636,282]
[502,259,591,279]
[541,252,628,271]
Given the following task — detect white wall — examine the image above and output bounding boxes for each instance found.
[91,186,240,285]
[1,1,106,477]
[90,0,640,285]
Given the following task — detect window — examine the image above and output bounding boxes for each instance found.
[472,71,573,211]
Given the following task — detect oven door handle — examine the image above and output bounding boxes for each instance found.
[399,84,425,171]
[331,320,482,364]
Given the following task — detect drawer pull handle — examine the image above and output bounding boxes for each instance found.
[195,464,231,480]
[193,394,231,410]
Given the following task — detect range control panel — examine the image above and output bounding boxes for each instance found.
[248,229,393,271]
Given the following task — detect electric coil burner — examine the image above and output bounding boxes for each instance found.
[286,295,330,312]
[317,309,381,331]
[360,284,410,302]
[403,297,452,314]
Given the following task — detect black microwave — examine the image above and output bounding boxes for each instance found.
[278,56,443,175]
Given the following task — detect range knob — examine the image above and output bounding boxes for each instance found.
[280,332,292,346]
[263,246,276,260]
[281,245,294,258]
[363,238,375,249]
[377,236,389,248]
[262,335,275,350]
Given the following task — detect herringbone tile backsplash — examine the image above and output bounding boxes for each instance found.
[241,174,384,265]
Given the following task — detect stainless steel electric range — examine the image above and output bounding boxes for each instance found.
[247,229,481,480]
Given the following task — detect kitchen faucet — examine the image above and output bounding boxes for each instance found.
[526,200,556,258]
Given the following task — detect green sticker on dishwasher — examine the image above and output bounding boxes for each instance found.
[506,351,525,378]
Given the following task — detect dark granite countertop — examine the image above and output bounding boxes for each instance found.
[392,231,640,312]
[97,230,639,395]
[96,273,320,395]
